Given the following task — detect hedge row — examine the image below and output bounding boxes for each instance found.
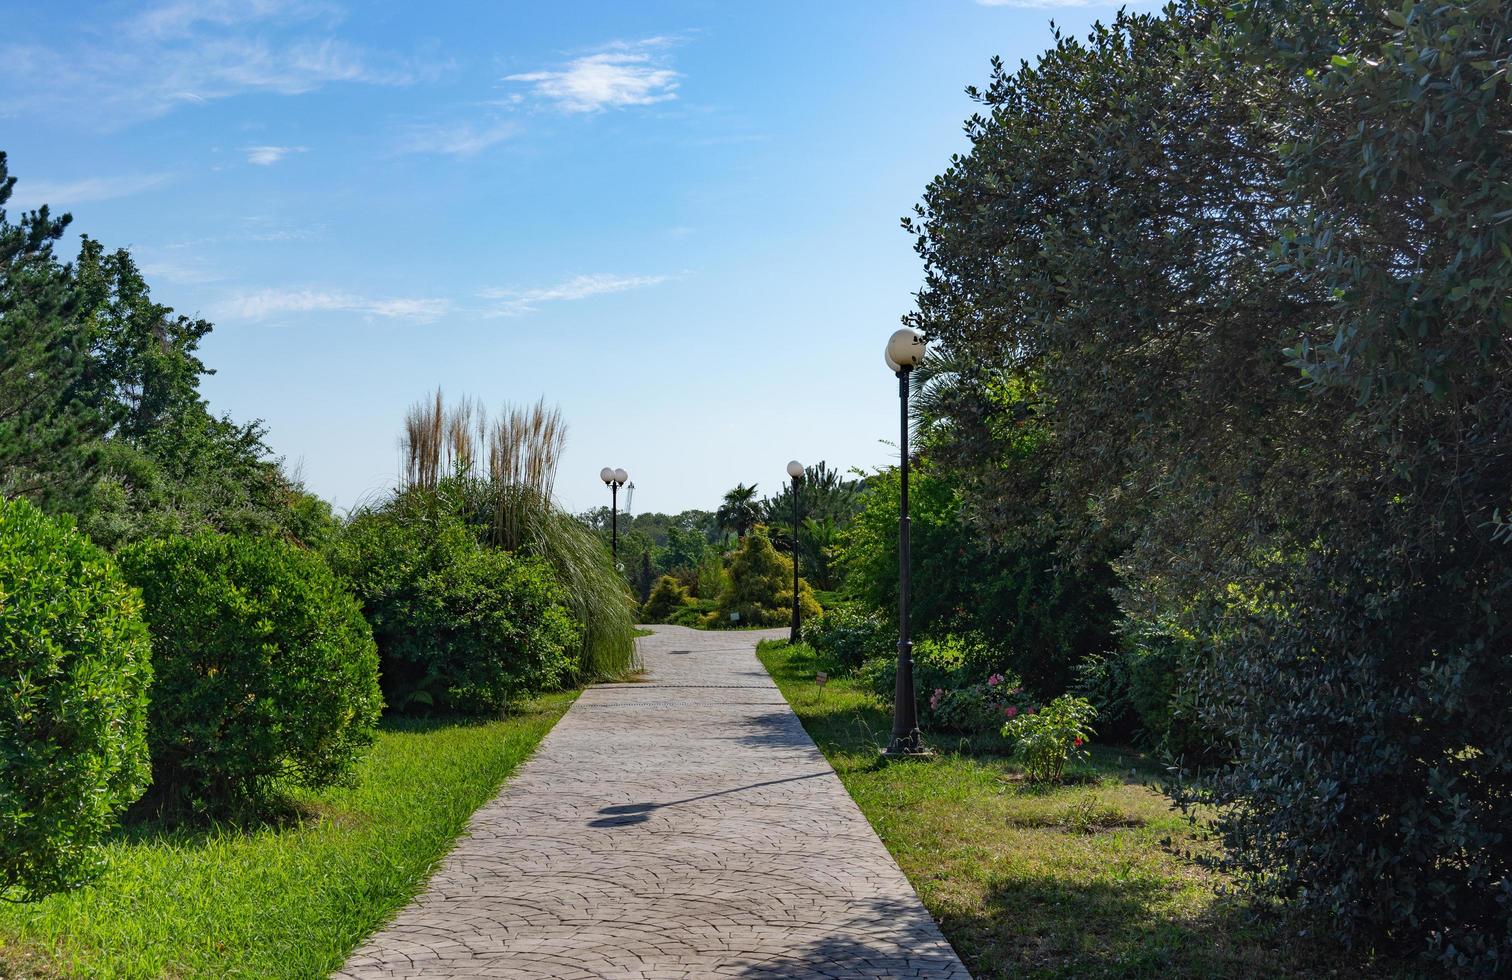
[1,494,583,902]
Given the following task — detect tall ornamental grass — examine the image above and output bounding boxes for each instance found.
[397,390,636,681]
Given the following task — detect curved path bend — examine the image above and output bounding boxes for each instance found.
[337,625,968,980]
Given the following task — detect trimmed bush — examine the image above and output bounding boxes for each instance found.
[0,499,152,900]
[405,548,581,715]
[716,526,821,627]
[800,606,894,670]
[118,532,381,816]
[641,575,693,624]
[329,504,582,713]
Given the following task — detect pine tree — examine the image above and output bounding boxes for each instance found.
[0,152,110,506]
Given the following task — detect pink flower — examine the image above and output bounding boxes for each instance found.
[1004,705,1018,718]
[987,674,1003,688]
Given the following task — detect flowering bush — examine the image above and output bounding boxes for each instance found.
[1001,694,1097,783]
[925,671,1033,734]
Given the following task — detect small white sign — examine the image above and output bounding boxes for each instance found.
[815,672,828,687]
[729,612,740,622]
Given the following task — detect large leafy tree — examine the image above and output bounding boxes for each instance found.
[907,1,1509,966]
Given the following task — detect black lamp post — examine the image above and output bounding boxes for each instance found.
[882,328,932,759]
[599,466,629,564]
[786,459,805,644]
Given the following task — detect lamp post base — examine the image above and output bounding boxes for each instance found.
[880,729,933,760]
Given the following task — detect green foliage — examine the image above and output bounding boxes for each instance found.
[409,548,580,715]
[693,552,727,599]
[0,154,107,507]
[716,525,821,627]
[926,671,1030,735]
[714,483,761,540]
[1002,696,1097,784]
[759,463,862,590]
[839,463,1116,693]
[329,492,581,712]
[641,575,693,624]
[333,480,618,705]
[799,606,893,670]
[119,532,381,816]
[0,154,318,548]
[0,498,151,900]
[908,1,1511,963]
[476,482,636,681]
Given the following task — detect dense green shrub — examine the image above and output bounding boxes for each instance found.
[119,532,381,815]
[641,575,692,624]
[0,498,151,900]
[330,500,582,713]
[716,526,821,627]
[326,500,475,708]
[406,548,580,715]
[1072,620,1215,758]
[799,606,894,670]
[666,600,715,628]
[859,635,995,708]
[838,464,1117,694]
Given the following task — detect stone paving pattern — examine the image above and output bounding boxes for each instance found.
[337,625,969,979]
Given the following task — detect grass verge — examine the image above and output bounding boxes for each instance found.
[0,693,575,979]
[757,640,1386,980]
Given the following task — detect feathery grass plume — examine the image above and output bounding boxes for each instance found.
[401,388,445,490]
[444,396,483,478]
[395,389,637,681]
[482,398,632,680]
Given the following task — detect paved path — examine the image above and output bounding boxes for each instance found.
[337,625,968,980]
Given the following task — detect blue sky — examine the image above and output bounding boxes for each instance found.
[3,0,1140,516]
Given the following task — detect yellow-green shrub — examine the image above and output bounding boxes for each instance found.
[716,526,821,627]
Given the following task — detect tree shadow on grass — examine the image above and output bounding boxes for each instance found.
[941,874,1370,980]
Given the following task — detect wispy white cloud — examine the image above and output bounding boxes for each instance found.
[396,120,516,157]
[7,173,173,209]
[506,38,681,113]
[218,288,449,322]
[480,273,669,317]
[127,0,338,39]
[244,145,306,165]
[0,0,427,128]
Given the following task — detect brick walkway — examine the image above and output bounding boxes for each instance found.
[337,625,968,979]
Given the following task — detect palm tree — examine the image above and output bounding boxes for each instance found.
[716,482,761,542]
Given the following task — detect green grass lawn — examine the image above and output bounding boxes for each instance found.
[0,693,575,979]
[757,641,1384,980]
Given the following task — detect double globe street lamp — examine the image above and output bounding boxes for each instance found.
[599,466,629,565]
[882,327,932,759]
[786,459,805,644]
